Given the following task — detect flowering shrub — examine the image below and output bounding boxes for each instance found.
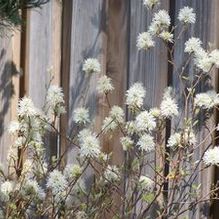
[1,1,219,218]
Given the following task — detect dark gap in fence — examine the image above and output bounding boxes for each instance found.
[60,0,72,167]
[19,9,28,98]
[163,0,176,211]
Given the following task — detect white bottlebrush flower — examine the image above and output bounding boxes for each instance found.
[22,179,45,200]
[184,37,202,54]
[149,10,171,35]
[102,116,118,133]
[126,82,146,110]
[159,31,173,43]
[73,107,90,125]
[139,176,154,191]
[137,32,155,50]
[135,111,156,132]
[203,147,219,166]
[18,97,37,117]
[160,87,178,118]
[137,134,155,152]
[125,120,137,135]
[97,75,114,94]
[209,49,219,67]
[120,136,134,151]
[178,6,196,24]
[47,170,67,200]
[149,107,160,118]
[46,85,65,116]
[103,165,120,183]
[79,130,101,158]
[167,133,181,147]
[143,0,159,9]
[109,106,124,124]
[8,121,20,135]
[194,50,213,72]
[194,90,219,109]
[82,58,101,74]
[64,164,82,179]
[0,181,13,201]
[184,129,196,145]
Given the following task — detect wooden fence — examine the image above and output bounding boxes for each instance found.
[0,0,219,218]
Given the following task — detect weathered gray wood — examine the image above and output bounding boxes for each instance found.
[128,0,169,215]
[171,1,219,218]
[25,1,62,159]
[65,0,108,163]
[0,32,20,170]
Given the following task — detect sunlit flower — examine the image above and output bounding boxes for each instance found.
[0,181,14,202]
[143,0,159,9]
[126,83,146,110]
[83,58,101,74]
[160,87,178,118]
[159,31,173,43]
[194,90,219,109]
[203,147,219,166]
[137,134,155,152]
[64,164,82,179]
[73,107,90,125]
[178,6,196,24]
[137,32,155,50]
[97,75,114,94]
[209,49,219,67]
[139,176,154,191]
[18,97,37,117]
[120,136,134,151]
[135,111,156,132]
[103,165,120,183]
[79,130,101,158]
[46,85,65,116]
[184,37,202,54]
[167,133,181,147]
[8,121,20,135]
[47,170,67,201]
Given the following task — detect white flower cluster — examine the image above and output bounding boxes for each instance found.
[47,170,67,202]
[78,129,101,158]
[137,32,155,50]
[149,10,171,35]
[139,176,154,191]
[126,82,146,110]
[102,106,124,132]
[167,132,181,148]
[194,90,219,109]
[83,58,101,74]
[159,31,173,43]
[178,6,196,24]
[97,75,114,94]
[143,0,159,9]
[103,165,120,183]
[46,85,65,117]
[18,97,38,117]
[135,111,156,132]
[73,107,90,125]
[64,164,82,179]
[203,147,219,166]
[160,87,178,118]
[137,134,155,152]
[0,181,14,202]
[120,136,134,151]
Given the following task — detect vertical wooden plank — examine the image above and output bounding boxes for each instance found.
[171,1,219,218]
[64,0,108,164]
[25,1,62,158]
[0,30,20,170]
[105,0,129,164]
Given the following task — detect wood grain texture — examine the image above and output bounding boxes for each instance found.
[25,0,62,158]
[65,0,108,164]
[171,1,219,218]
